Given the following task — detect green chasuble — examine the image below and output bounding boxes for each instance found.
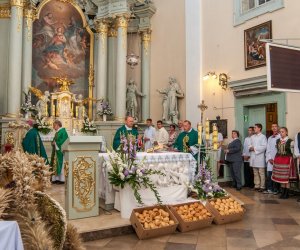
[174,129,198,156]
[50,128,69,176]
[22,128,49,164]
[113,125,138,150]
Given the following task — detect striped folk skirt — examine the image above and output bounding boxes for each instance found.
[271,156,297,184]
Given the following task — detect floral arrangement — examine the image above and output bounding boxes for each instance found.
[97,100,113,116]
[20,91,37,114]
[36,116,52,135]
[190,159,226,200]
[107,134,163,204]
[81,116,97,134]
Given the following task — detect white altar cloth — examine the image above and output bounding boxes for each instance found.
[0,221,24,250]
[98,152,197,205]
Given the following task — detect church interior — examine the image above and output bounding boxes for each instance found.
[1,0,300,249]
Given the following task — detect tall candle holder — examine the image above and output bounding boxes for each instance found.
[197,123,202,145]
[212,123,218,150]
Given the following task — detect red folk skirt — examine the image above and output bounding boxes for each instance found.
[271,156,298,184]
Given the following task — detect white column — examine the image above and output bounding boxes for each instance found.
[95,20,108,100]
[7,0,24,117]
[185,0,202,126]
[141,30,151,122]
[21,8,34,102]
[107,27,117,115]
[115,16,128,121]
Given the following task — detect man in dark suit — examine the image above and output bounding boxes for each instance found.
[225,130,243,191]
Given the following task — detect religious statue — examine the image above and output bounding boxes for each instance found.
[126,79,145,120]
[73,94,87,119]
[30,87,50,117]
[157,77,184,124]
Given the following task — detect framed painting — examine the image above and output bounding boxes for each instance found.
[32,0,94,116]
[209,119,228,139]
[244,20,272,70]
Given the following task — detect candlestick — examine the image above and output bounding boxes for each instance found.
[197,123,202,145]
[205,118,210,140]
[212,123,218,150]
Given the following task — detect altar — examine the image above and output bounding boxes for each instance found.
[99,152,197,210]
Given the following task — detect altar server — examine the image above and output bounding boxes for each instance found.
[264,123,280,194]
[154,120,169,147]
[113,116,138,150]
[143,118,156,151]
[249,123,267,192]
[272,127,297,199]
[174,120,198,156]
[50,120,69,184]
[243,126,254,188]
[22,119,49,164]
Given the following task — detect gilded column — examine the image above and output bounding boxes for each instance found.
[107,26,117,116]
[21,7,35,101]
[115,16,128,120]
[94,20,108,100]
[7,0,24,117]
[141,30,151,121]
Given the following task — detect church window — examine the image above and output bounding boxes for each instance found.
[234,0,284,26]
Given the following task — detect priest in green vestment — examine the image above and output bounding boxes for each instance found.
[50,120,69,184]
[22,120,49,164]
[113,116,139,150]
[174,120,198,158]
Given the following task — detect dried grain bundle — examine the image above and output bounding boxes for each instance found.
[35,191,67,250]
[26,153,52,192]
[63,223,86,250]
[0,188,13,217]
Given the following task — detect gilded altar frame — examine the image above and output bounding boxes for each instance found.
[36,0,94,119]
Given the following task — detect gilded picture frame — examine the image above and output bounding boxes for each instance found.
[244,21,272,70]
[33,0,94,118]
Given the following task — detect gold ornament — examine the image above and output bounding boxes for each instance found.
[0,5,11,18]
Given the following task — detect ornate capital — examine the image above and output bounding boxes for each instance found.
[108,26,117,37]
[115,15,128,29]
[0,5,11,18]
[141,30,151,42]
[23,8,36,20]
[94,20,108,34]
[10,0,24,7]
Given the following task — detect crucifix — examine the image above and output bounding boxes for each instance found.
[198,100,208,124]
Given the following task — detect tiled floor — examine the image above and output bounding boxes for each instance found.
[83,188,300,250]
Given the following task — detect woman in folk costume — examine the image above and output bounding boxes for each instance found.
[271,127,297,199]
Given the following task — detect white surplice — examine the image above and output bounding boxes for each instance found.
[155,127,169,146]
[143,126,156,150]
[265,133,280,171]
[242,136,251,162]
[294,133,300,157]
[249,133,267,168]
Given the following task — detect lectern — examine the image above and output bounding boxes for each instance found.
[63,136,104,219]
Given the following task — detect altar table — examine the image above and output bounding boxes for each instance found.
[98,152,197,208]
[0,221,24,250]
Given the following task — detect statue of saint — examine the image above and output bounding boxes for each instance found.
[157,77,184,124]
[126,80,145,120]
[36,91,50,117]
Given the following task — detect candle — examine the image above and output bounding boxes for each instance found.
[197,123,202,145]
[212,123,218,150]
[72,128,76,136]
[205,119,210,140]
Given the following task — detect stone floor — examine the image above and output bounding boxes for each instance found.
[83,188,300,250]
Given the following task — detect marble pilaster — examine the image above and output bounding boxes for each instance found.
[94,20,108,100]
[140,30,151,121]
[107,26,117,116]
[7,0,24,117]
[21,7,35,102]
[115,15,128,121]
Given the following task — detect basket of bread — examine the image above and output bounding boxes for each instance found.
[207,196,245,224]
[169,201,214,232]
[130,205,178,239]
